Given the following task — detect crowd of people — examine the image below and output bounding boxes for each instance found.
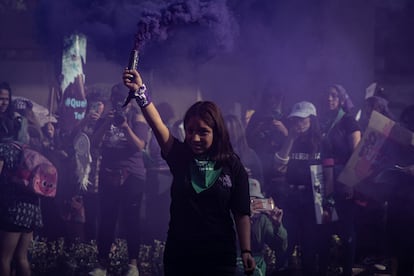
[0,65,413,276]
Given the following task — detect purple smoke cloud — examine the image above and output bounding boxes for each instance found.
[35,0,237,64]
[135,0,237,51]
[34,0,378,117]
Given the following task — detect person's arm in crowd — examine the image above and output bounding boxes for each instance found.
[122,69,174,156]
[74,109,101,133]
[348,130,361,150]
[90,116,112,148]
[272,119,289,137]
[274,124,299,165]
[234,213,256,275]
[264,206,288,252]
[67,110,101,146]
[345,129,361,199]
[276,135,295,161]
[118,115,145,151]
[395,164,414,176]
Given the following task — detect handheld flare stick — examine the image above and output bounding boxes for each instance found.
[122,49,140,107]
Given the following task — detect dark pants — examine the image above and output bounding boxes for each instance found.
[386,172,414,276]
[38,197,66,240]
[331,197,356,276]
[97,174,144,263]
[163,239,236,276]
[83,192,100,241]
[281,187,330,276]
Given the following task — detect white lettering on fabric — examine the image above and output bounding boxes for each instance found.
[290,152,321,160]
[74,111,85,120]
[64,97,87,108]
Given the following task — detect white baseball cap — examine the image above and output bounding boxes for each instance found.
[249,178,264,198]
[288,101,317,118]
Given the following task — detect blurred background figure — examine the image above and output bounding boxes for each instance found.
[89,83,147,276]
[224,114,263,185]
[353,94,396,265]
[245,89,288,200]
[80,90,106,241]
[320,84,361,276]
[0,81,43,276]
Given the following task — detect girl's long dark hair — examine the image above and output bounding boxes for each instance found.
[183,101,234,163]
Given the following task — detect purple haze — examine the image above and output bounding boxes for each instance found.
[35,0,375,117]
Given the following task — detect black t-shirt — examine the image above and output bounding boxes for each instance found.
[99,119,148,180]
[286,135,322,188]
[323,113,360,164]
[164,139,250,244]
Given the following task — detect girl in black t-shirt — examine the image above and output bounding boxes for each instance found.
[275,101,332,276]
[123,69,256,276]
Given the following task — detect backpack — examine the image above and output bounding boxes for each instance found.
[3,142,58,197]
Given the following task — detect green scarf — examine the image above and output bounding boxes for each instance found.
[326,108,345,136]
[190,157,222,194]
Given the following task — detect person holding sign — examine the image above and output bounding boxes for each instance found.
[320,84,361,276]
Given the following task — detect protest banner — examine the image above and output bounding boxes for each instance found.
[338,111,414,201]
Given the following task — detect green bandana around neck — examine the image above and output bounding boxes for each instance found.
[190,157,222,193]
[327,108,345,135]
